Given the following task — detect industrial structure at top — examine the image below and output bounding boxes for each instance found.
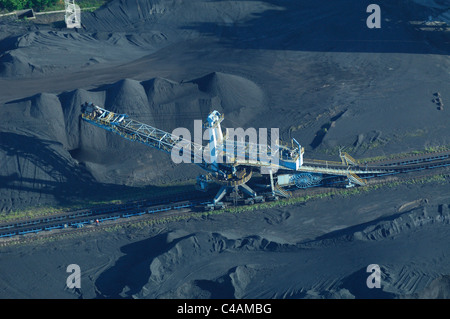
[81,103,382,209]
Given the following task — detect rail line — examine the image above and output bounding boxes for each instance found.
[1,151,449,240]
[0,191,213,239]
[304,150,450,170]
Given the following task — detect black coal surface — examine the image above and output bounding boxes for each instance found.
[0,0,449,299]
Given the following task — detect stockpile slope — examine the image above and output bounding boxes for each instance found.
[0,72,266,213]
[0,0,278,78]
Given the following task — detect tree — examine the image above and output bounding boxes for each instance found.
[0,0,59,11]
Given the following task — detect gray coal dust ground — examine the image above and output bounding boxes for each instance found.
[0,0,449,299]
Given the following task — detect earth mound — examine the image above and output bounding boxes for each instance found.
[0,51,41,77]
[94,230,292,298]
[0,72,266,213]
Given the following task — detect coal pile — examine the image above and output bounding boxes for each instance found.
[0,0,449,300]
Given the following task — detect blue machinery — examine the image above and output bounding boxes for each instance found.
[80,103,404,209]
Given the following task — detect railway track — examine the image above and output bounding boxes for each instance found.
[1,151,449,241]
[278,151,450,190]
[0,191,213,239]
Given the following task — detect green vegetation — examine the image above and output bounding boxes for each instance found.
[0,179,198,223]
[1,0,55,11]
[0,0,108,13]
[2,144,449,223]
[96,173,450,225]
[4,173,448,247]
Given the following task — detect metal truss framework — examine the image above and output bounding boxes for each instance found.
[81,104,301,172]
